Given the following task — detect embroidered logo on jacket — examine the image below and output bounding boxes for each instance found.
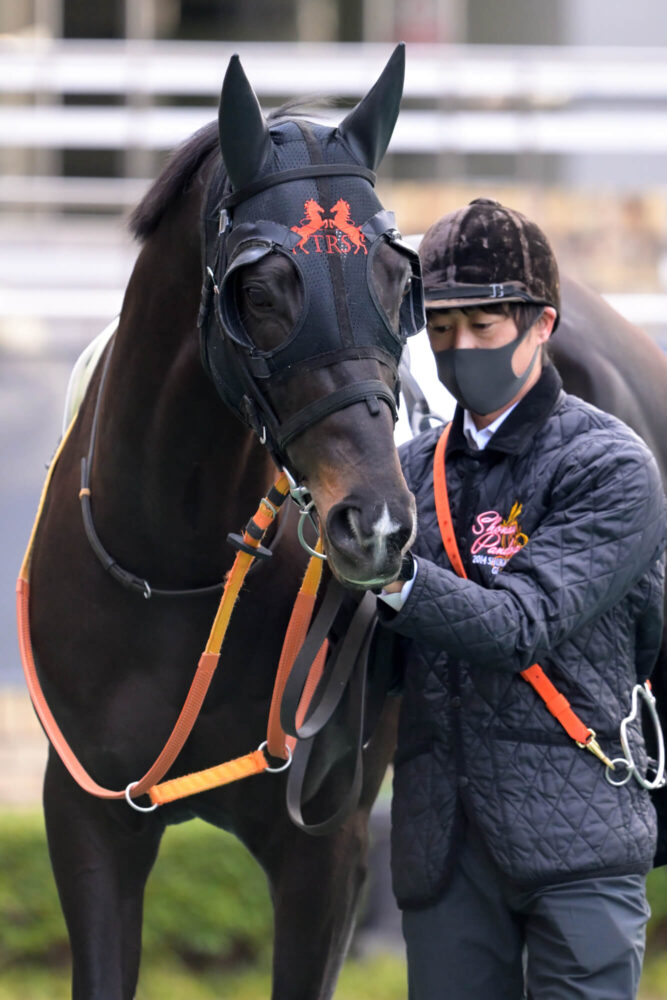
[290,199,367,255]
[470,501,529,575]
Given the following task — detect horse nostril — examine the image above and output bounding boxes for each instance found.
[326,501,413,558]
[327,504,363,550]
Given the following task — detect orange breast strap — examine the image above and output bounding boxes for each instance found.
[17,446,293,806]
[433,423,614,769]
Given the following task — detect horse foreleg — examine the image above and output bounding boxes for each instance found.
[261,812,370,1000]
[43,752,164,1000]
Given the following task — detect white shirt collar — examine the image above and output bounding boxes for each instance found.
[462,401,519,450]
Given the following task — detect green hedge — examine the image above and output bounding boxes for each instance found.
[0,812,273,970]
[2,810,667,972]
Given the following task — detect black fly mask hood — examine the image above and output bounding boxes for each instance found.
[198,44,424,473]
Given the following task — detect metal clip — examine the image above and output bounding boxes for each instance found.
[605,683,666,791]
[576,729,616,770]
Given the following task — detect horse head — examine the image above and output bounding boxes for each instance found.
[201,45,423,588]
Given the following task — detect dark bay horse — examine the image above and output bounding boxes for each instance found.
[555,275,667,486]
[553,275,667,862]
[23,47,421,1000]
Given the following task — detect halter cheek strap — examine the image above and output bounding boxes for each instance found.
[433,423,615,771]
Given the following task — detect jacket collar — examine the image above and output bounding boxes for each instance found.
[448,363,564,457]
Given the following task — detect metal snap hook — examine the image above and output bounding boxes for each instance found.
[125,781,159,812]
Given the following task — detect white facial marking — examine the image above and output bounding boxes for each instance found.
[371,502,402,563]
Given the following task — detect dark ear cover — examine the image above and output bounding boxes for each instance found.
[337,42,405,170]
[218,54,272,190]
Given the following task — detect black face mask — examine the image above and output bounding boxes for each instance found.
[434,326,541,416]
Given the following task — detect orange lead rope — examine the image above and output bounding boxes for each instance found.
[433,423,614,771]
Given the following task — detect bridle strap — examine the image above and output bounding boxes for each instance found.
[220,163,376,210]
[78,333,284,598]
[277,379,398,451]
[284,583,378,836]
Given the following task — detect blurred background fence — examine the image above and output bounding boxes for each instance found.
[2,3,667,995]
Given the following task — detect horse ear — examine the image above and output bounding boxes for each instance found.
[218,54,272,190]
[337,43,405,170]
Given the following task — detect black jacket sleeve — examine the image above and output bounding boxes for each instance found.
[379,429,666,673]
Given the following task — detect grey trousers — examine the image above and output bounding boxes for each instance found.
[402,825,650,1000]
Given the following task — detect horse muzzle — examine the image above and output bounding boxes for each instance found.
[322,494,416,589]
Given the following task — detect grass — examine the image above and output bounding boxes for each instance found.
[0,953,408,1000]
[1,810,666,998]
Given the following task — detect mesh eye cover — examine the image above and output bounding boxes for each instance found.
[216,208,421,373]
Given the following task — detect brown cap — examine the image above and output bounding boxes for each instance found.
[419,198,561,324]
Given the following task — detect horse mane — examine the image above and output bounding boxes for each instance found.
[128,99,338,243]
[128,121,219,242]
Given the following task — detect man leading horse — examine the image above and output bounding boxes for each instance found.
[378,197,666,1000]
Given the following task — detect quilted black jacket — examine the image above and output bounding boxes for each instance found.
[380,364,666,909]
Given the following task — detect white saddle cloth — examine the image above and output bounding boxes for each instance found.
[62,317,118,434]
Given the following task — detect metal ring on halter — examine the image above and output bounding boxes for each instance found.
[142,580,152,600]
[298,510,327,560]
[283,466,328,560]
[125,781,159,812]
[258,740,293,773]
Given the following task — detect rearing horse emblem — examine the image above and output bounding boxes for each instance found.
[290,198,368,255]
[290,198,327,253]
[329,198,368,254]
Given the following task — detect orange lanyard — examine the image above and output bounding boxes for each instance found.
[432,423,614,770]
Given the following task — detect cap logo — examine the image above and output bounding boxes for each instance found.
[290,198,367,255]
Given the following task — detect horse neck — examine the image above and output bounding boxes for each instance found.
[90,205,275,584]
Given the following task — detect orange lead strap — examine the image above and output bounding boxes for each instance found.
[433,424,614,771]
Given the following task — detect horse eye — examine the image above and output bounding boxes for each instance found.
[246,286,271,308]
[402,276,412,297]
